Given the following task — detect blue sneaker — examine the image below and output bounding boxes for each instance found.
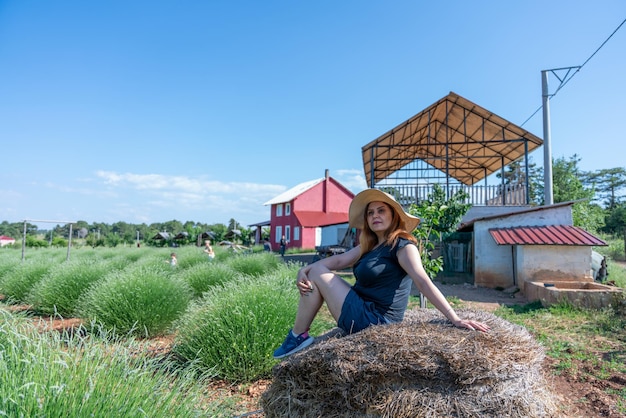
[273,330,314,359]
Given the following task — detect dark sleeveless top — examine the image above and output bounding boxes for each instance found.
[351,237,415,323]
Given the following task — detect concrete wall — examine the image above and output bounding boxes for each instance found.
[473,205,573,288]
[515,245,593,292]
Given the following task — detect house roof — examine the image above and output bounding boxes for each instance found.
[263,178,325,205]
[152,232,170,240]
[0,235,15,240]
[362,92,543,187]
[458,201,577,231]
[248,220,271,227]
[295,211,349,228]
[489,225,607,246]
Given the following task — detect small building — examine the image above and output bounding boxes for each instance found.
[263,170,354,250]
[151,232,171,241]
[457,201,607,291]
[0,235,16,247]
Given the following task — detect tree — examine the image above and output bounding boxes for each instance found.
[583,167,626,210]
[603,202,626,235]
[551,155,603,232]
[496,158,543,205]
[0,221,24,238]
[409,185,472,279]
[414,184,471,234]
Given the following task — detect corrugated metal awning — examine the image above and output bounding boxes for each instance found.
[489,225,607,246]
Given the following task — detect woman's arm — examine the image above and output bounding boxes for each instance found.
[295,246,362,294]
[397,244,490,332]
[308,246,361,271]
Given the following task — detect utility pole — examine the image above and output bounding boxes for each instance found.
[541,70,553,205]
[541,66,580,205]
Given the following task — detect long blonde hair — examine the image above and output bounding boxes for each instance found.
[359,202,417,256]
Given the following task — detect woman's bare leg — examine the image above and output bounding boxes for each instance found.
[293,263,352,334]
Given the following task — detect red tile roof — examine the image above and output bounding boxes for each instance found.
[295,211,349,228]
[489,225,607,246]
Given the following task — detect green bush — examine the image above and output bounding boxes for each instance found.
[27,259,112,316]
[79,265,192,337]
[607,240,626,262]
[175,248,212,269]
[0,256,19,289]
[0,259,53,304]
[177,262,239,298]
[172,264,334,382]
[225,252,282,277]
[0,310,223,417]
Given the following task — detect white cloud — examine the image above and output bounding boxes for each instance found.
[335,169,368,192]
[91,170,286,225]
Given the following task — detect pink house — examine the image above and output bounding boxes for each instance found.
[264,170,354,250]
[0,235,16,247]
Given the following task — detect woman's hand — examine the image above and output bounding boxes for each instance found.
[452,318,491,332]
[296,266,314,296]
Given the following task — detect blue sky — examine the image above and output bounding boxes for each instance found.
[1,1,624,228]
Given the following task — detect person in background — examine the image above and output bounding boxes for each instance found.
[263,239,272,252]
[203,240,215,260]
[273,188,490,359]
[279,235,288,257]
[167,252,177,267]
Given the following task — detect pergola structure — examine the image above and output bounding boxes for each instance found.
[361,92,543,206]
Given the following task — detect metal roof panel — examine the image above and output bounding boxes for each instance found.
[489,225,607,246]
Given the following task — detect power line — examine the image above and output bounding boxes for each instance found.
[521,17,626,128]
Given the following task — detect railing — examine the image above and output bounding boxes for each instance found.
[380,183,527,206]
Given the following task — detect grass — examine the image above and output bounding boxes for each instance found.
[607,260,626,288]
[1,246,625,415]
[0,259,53,304]
[27,259,113,316]
[495,300,626,412]
[172,263,335,382]
[0,310,228,417]
[78,264,193,337]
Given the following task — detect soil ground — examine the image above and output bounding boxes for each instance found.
[433,280,626,418]
[3,273,625,417]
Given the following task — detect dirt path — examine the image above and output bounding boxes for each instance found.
[426,281,528,312]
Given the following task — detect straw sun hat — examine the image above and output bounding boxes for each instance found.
[348,189,421,231]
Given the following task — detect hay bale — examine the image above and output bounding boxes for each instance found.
[261,309,560,417]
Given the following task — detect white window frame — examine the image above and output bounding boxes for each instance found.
[285,225,291,242]
[276,204,283,217]
[285,202,291,216]
[275,226,282,243]
[294,226,300,241]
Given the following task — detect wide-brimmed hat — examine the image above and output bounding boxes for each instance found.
[349,189,421,231]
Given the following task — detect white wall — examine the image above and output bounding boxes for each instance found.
[319,223,349,246]
[473,205,573,288]
[516,245,593,292]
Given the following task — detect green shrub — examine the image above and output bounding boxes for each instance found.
[225,252,282,277]
[607,240,626,262]
[27,259,112,316]
[175,248,212,269]
[0,257,19,289]
[0,259,53,304]
[0,310,223,417]
[607,262,626,288]
[177,262,239,298]
[79,265,192,337]
[172,264,334,382]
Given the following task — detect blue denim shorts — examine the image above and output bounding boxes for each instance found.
[337,288,388,334]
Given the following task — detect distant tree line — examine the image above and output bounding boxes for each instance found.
[0,217,269,249]
[497,154,626,234]
[2,154,625,247]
